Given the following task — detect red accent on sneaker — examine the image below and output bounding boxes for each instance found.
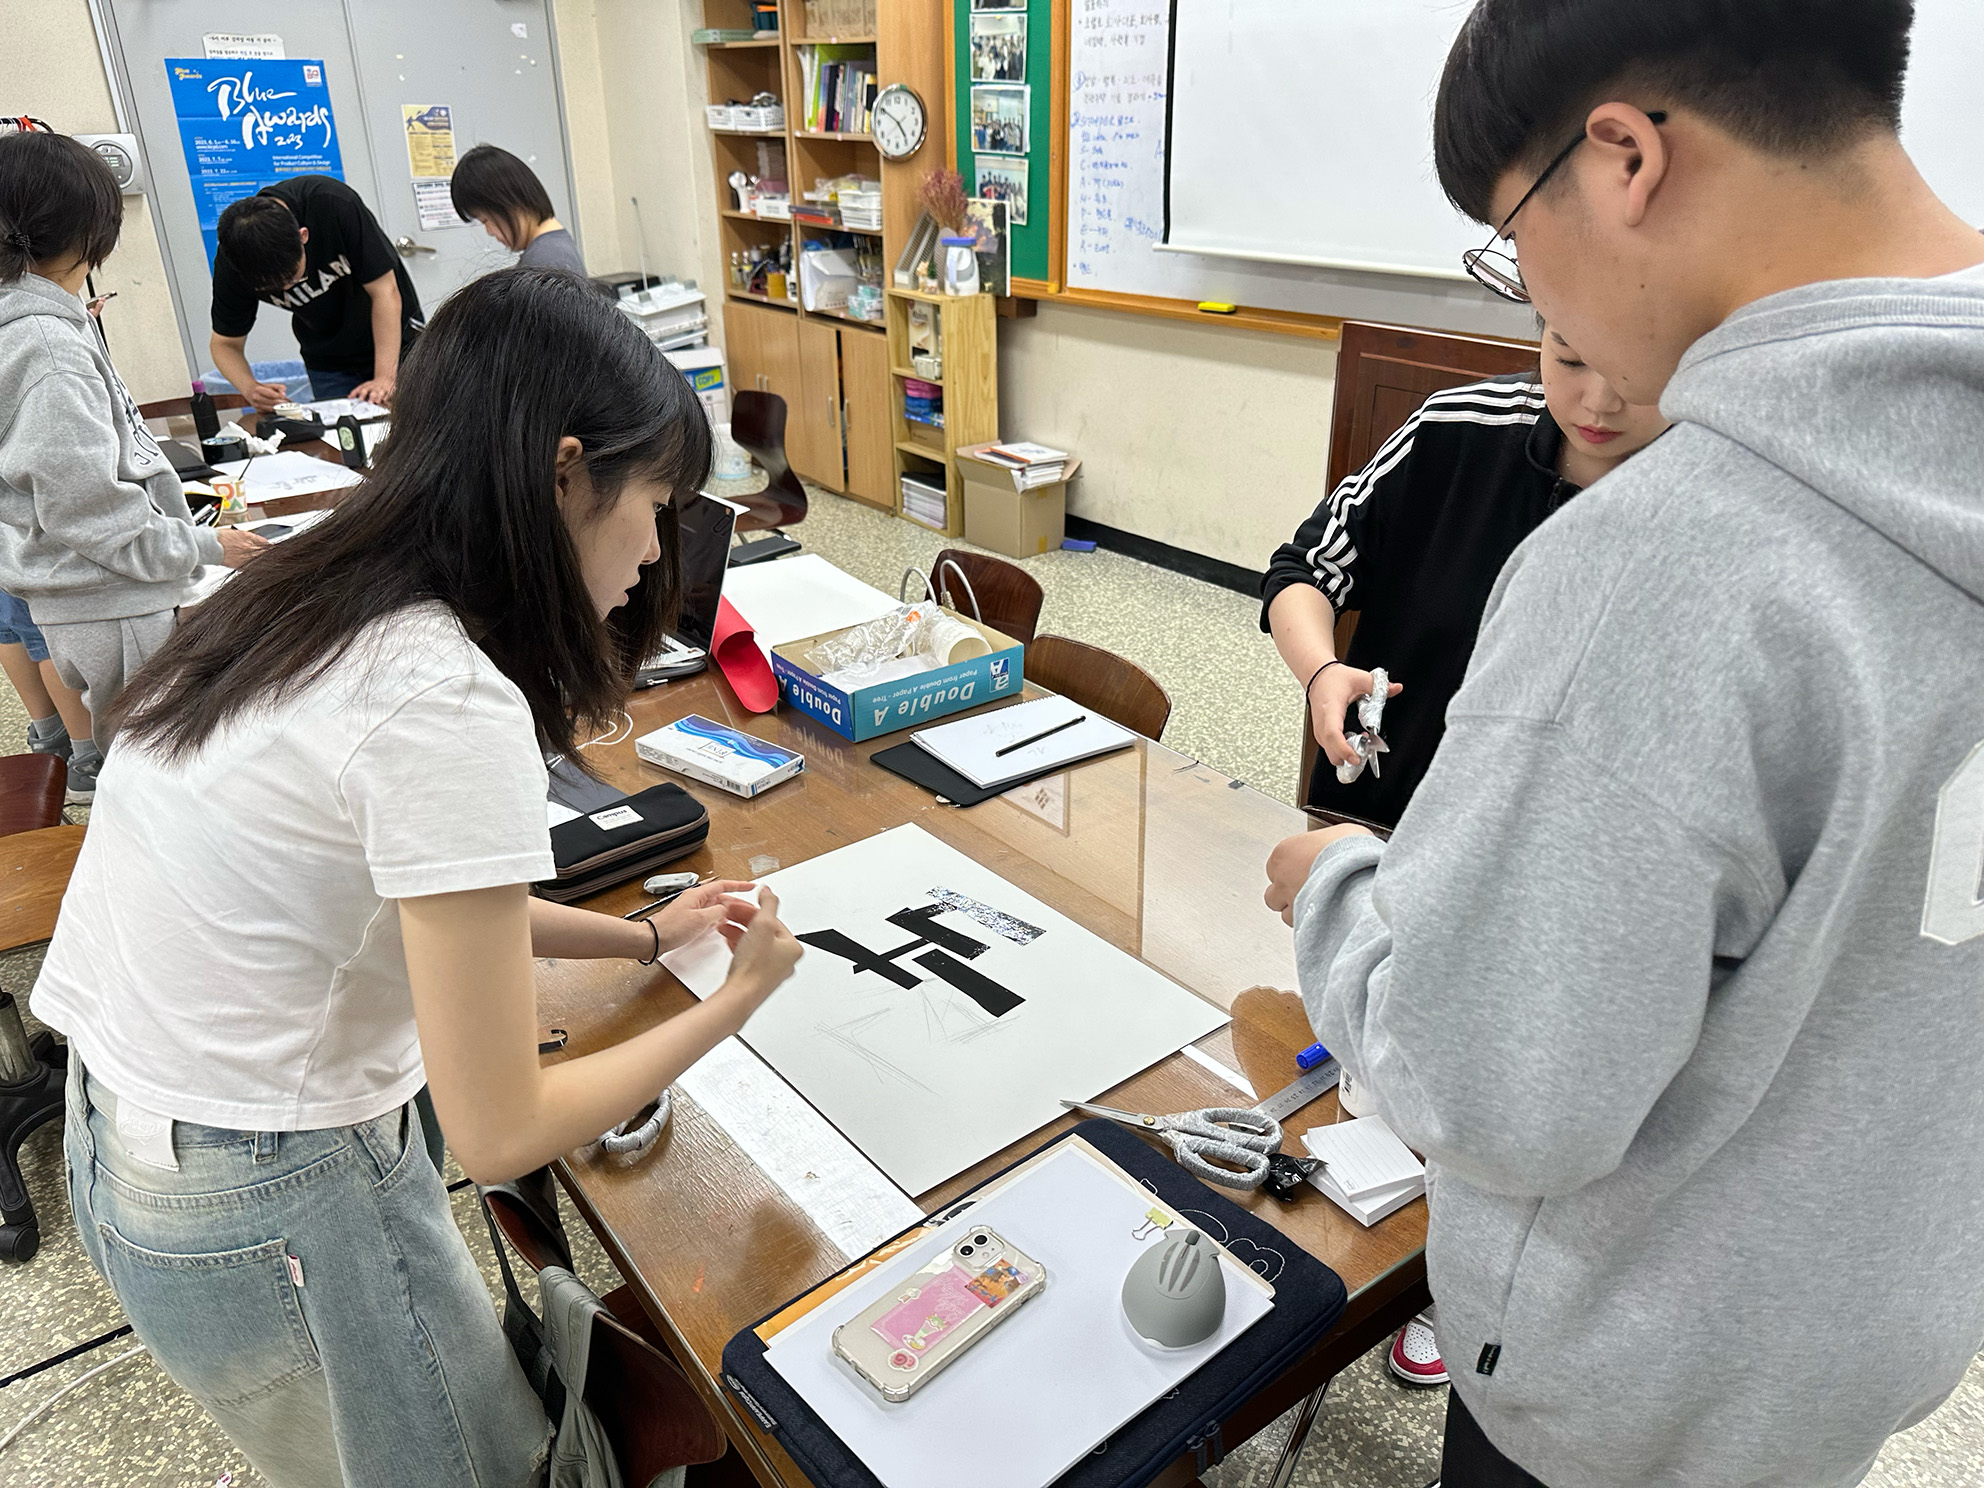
[1388,1312,1449,1385]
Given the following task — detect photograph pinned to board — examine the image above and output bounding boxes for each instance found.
[970,83,1029,155]
[660,823,1228,1196]
[962,198,1010,297]
[974,156,1028,225]
[970,13,1027,82]
[971,0,1026,10]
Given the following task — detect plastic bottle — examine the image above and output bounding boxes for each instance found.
[189,378,220,440]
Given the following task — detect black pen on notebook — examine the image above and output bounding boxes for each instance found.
[994,713,1086,758]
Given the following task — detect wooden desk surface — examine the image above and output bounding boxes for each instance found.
[542,666,1430,1486]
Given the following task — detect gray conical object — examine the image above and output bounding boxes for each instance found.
[1121,1229,1227,1348]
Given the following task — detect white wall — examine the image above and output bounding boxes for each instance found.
[997,306,1335,573]
[0,0,192,403]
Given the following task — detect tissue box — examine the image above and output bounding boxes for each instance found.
[636,715,804,797]
[770,611,1024,742]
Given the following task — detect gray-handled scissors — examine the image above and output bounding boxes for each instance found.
[1060,1100,1283,1191]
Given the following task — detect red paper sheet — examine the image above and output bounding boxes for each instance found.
[713,595,779,712]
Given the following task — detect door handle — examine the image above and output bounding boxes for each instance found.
[394,235,437,257]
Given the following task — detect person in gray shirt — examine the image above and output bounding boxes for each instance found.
[1264,2,1984,1486]
[451,144,587,276]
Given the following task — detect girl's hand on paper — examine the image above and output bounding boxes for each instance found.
[649,879,758,953]
[1309,665,1403,768]
[215,526,273,568]
[715,886,803,1018]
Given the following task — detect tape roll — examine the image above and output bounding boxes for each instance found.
[920,613,990,667]
[599,1088,673,1156]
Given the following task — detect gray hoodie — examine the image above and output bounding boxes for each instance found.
[0,274,222,622]
[1296,265,1984,1488]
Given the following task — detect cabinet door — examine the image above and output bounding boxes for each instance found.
[837,327,893,508]
[723,301,802,412]
[792,319,846,490]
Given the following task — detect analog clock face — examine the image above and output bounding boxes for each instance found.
[872,84,927,160]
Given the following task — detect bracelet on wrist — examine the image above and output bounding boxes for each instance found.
[637,917,662,966]
[1305,659,1345,698]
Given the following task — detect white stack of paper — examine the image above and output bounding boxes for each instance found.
[1301,1114,1426,1226]
[970,441,1070,489]
[912,693,1135,787]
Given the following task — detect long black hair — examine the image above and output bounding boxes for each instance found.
[451,144,558,250]
[114,267,711,761]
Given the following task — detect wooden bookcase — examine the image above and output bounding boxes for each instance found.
[885,286,997,535]
[697,0,935,511]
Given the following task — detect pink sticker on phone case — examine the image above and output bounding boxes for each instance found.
[871,1266,988,1357]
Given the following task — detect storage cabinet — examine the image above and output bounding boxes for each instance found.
[838,323,892,507]
[726,300,895,503]
[793,318,844,487]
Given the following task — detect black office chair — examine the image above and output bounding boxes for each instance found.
[726,390,808,565]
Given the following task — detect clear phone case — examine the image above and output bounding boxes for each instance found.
[831,1225,1048,1402]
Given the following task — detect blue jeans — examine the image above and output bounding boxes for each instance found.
[0,589,48,662]
[303,366,365,401]
[65,1059,549,1488]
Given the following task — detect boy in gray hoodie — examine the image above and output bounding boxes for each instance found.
[0,131,264,788]
[1265,2,1984,1485]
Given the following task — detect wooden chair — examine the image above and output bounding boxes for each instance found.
[1026,635,1172,741]
[137,393,253,420]
[1295,321,1540,808]
[0,756,67,839]
[0,822,84,1261]
[931,548,1044,644]
[483,1182,729,1478]
[726,390,810,534]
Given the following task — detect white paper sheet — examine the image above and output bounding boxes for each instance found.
[720,554,898,663]
[765,1143,1274,1488]
[213,450,364,500]
[662,824,1229,1195]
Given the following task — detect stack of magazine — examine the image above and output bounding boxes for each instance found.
[970,441,1069,489]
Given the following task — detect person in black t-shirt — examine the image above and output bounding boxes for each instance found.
[209,175,424,409]
[1263,324,1669,829]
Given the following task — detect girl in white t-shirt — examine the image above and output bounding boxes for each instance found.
[39,267,802,1488]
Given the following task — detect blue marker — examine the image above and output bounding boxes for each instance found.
[1295,1042,1330,1071]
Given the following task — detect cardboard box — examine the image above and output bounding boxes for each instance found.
[769,611,1024,742]
[664,346,729,428]
[958,451,1082,558]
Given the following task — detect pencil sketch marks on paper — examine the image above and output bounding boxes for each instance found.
[802,886,1047,1092]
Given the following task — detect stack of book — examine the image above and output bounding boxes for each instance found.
[691,26,762,43]
[902,378,944,428]
[799,45,878,133]
[900,475,948,531]
[970,441,1069,489]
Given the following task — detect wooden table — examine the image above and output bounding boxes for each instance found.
[542,666,1431,1487]
[143,412,356,521]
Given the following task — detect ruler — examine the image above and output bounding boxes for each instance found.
[1253,1058,1342,1122]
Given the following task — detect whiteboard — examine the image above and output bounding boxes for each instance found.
[1066,0,1984,334]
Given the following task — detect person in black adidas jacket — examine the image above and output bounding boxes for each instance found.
[1263,326,1668,828]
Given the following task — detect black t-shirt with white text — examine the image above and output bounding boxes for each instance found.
[209,175,423,377]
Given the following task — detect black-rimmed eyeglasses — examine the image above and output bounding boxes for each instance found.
[1462,111,1666,303]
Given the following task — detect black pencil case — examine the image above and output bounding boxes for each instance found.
[534,781,709,903]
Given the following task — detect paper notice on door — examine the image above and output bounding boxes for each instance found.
[413,180,465,230]
[203,33,284,58]
[402,104,457,178]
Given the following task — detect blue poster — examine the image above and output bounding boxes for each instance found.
[164,58,344,267]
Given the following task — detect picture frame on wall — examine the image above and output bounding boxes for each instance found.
[973,157,1028,225]
[963,198,1010,297]
[971,0,1026,11]
[970,13,1027,82]
[970,83,1029,155]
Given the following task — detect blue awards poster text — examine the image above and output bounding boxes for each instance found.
[164,58,344,267]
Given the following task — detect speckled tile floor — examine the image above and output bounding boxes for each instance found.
[0,494,1978,1487]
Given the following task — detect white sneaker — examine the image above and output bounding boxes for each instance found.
[1389,1308,1448,1385]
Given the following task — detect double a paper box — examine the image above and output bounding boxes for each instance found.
[636,715,803,797]
[770,611,1024,742]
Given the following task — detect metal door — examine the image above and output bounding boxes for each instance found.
[94,0,577,382]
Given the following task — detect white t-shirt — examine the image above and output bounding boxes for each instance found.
[35,602,556,1130]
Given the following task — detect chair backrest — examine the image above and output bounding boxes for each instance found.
[137,393,253,420]
[727,390,809,531]
[1297,320,1540,807]
[0,824,85,955]
[1026,635,1171,741]
[0,755,68,838]
[931,548,1044,645]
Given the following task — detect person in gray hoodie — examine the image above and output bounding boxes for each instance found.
[0,130,265,787]
[1263,2,1984,1485]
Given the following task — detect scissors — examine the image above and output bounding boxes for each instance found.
[1060,1100,1283,1191]
[1335,666,1392,785]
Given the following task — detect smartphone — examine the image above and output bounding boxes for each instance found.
[832,1226,1047,1402]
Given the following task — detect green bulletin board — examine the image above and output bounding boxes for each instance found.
[954,0,1053,283]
